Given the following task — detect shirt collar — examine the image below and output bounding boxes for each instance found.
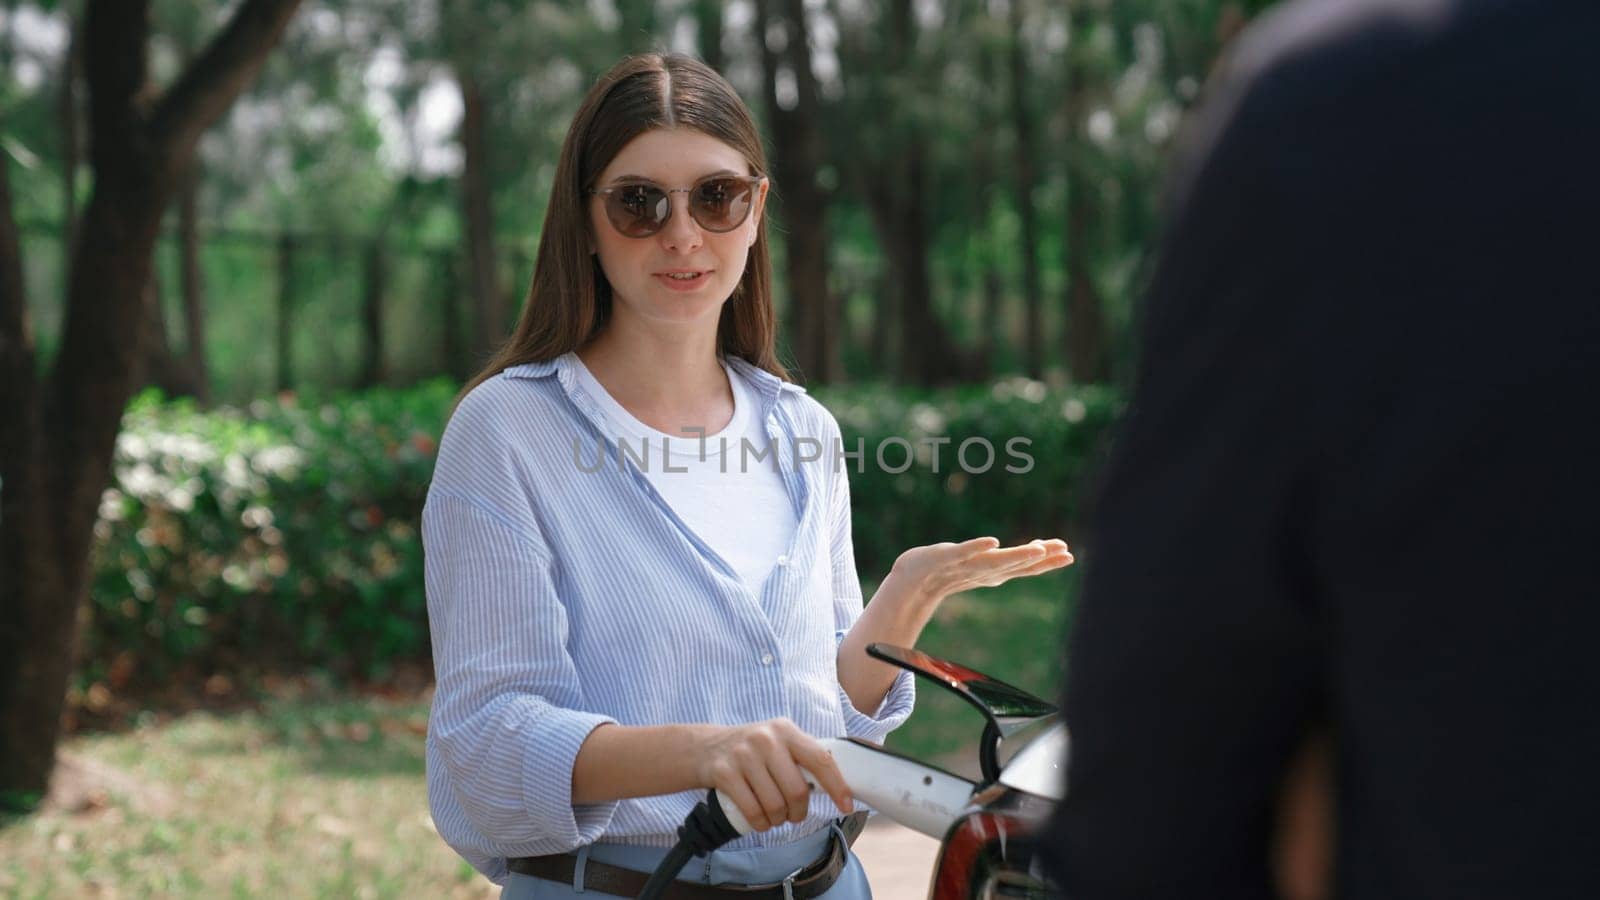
[502,352,804,423]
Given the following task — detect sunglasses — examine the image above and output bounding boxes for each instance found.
[588,174,766,238]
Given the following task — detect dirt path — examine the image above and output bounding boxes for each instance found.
[853,817,943,899]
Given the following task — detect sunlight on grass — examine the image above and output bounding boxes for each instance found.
[0,697,495,899]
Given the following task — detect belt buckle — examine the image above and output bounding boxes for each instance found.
[780,827,841,900]
[780,862,807,900]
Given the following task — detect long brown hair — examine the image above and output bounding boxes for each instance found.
[456,54,788,406]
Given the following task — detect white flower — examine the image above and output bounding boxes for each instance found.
[167,485,195,513]
[241,505,275,529]
[1088,109,1116,145]
[120,462,169,499]
[252,445,306,477]
[222,453,254,491]
[158,433,216,466]
[128,568,154,602]
[910,403,946,435]
[222,564,252,590]
[116,433,148,460]
[990,376,1047,403]
[99,488,126,522]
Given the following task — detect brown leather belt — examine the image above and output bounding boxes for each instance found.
[507,820,856,899]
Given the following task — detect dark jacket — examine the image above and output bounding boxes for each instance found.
[1041,0,1600,897]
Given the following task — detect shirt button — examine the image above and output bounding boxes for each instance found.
[760,652,775,666]
[776,554,789,567]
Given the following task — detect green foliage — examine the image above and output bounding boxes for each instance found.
[3,0,1289,401]
[814,378,1121,575]
[83,378,1118,687]
[85,380,458,689]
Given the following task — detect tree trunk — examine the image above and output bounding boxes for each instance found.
[864,148,952,386]
[57,15,82,265]
[0,0,302,810]
[892,148,950,385]
[359,239,387,388]
[134,175,205,401]
[695,0,725,73]
[1009,0,1044,379]
[755,0,838,384]
[971,39,1001,379]
[135,267,198,396]
[782,0,840,384]
[438,251,466,381]
[276,232,294,392]
[752,0,799,352]
[457,69,503,364]
[1063,0,1109,384]
[177,164,209,404]
[851,0,956,387]
[981,267,1002,376]
[868,266,893,375]
[0,141,59,814]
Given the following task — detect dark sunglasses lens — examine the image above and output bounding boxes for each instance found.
[606,184,669,237]
[690,178,754,232]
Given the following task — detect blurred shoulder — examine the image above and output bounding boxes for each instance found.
[1218,0,1546,113]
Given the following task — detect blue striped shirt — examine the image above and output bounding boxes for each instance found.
[422,352,916,883]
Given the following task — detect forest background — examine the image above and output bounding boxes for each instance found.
[1,0,1272,893]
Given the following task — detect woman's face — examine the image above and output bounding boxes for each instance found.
[588,127,767,332]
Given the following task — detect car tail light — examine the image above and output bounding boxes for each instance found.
[929,801,1057,899]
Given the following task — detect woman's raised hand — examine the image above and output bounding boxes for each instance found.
[695,718,855,832]
[887,536,1074,605]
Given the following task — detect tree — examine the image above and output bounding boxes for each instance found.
[755,0,839,384]
[456,65,504,362]
[1008,0,1045,379]
[133,0,220,403]
[54,6,81,263]
[0,0,302,811]
[693,0,725,73]
[1063,0,1109,384]
[830,0,962,386]
[423,1,613,371]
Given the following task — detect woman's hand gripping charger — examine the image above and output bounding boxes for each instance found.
[711,737,977,840]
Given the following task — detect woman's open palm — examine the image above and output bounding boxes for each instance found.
[890,536,1073,602]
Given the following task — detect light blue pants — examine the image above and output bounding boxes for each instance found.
[500,822,873,899]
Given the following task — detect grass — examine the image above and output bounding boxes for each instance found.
[0,576,1074,898]
[0,695,494,899]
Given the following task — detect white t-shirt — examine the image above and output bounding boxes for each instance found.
[570,354,799,594]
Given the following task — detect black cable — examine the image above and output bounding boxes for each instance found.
[636,789,745,899]
[636,843,697,899]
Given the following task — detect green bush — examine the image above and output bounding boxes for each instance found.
[814,377,1120,575]
[86,381,455,690]
[83,376,1118,689]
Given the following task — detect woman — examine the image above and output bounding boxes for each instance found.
[423,53,1073,898]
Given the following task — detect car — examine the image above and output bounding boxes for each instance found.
[866,643,1065,899]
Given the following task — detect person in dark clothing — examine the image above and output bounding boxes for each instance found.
[1040,1,1600,898]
